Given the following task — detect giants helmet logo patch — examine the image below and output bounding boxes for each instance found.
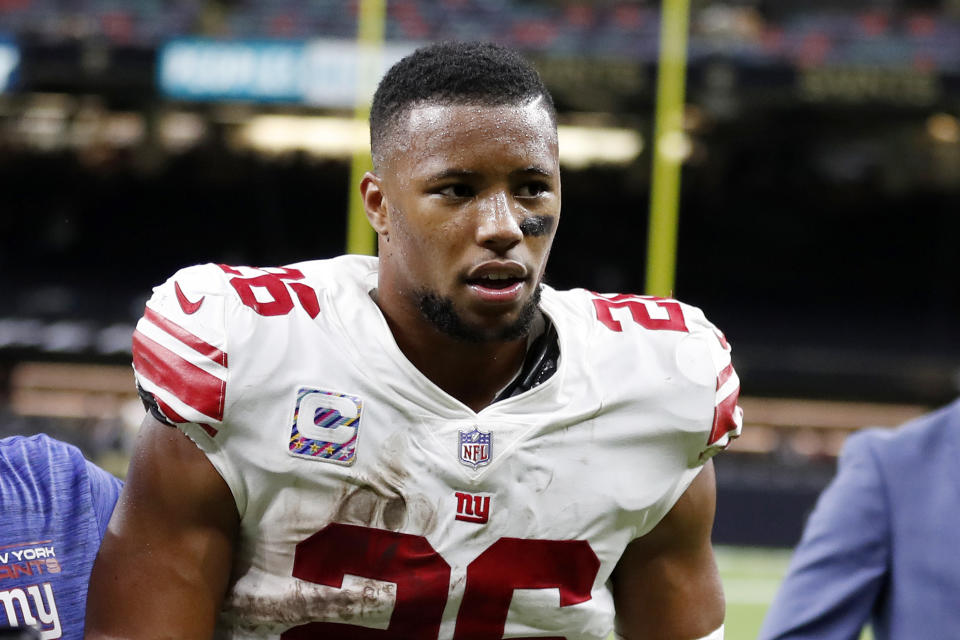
[289,388,362,465]
[458,427,492,469]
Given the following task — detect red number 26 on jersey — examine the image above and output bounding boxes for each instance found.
[283,523,601,640]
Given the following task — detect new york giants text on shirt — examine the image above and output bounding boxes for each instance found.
[0,544,63,639]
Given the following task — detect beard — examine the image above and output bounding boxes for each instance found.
[415,284,542,344]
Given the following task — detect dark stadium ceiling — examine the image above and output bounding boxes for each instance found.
[2,2,960,110]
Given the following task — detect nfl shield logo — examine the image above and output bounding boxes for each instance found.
[458,427,492,469]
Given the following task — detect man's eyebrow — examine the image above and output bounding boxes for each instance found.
[512,166,554,179]
[424,168,478,182]
[424,167,555,181]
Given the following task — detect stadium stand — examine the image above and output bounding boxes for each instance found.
[0,0,958,70]
[1,0,959,551]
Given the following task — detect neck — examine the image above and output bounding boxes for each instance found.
[377,298,529,413]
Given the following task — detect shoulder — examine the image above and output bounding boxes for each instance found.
[543,287,742,459]
[0,433,87,478]
[141,255,376,348]
[543,286,735,388]
[133,263,235,425]
[147,255,376,319]
[543,286,729,350]
[133,256,376,425]
[0,434,121,522]
[843,398,960,471]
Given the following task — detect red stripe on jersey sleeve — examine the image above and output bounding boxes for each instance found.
[133,330,226,421]
[714,329,730,351]
[155,397,187,424]
[155,396,219,437]
[717,362,735,388]
[143,306,228,367]
[709,381,741,446]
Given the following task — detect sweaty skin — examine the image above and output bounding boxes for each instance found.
[362,100,561,411]
[612,460,725,639]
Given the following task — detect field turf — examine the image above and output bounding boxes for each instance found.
[717,545,792,639]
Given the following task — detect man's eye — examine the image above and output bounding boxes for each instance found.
[438,184,473,198]
[516,182,549,198]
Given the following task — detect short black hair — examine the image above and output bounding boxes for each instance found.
[369,41,556,168]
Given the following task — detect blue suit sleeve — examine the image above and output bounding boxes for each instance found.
[759,431,889,640]
[84,459,124,539]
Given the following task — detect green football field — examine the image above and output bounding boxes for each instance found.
[716,546,792,639]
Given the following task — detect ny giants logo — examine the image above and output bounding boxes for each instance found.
[454,492,491,524]
[0,543,62,638]
[0,582,61,639]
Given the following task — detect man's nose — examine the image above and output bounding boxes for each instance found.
[475,191,523,253]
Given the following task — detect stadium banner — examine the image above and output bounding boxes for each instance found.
[158,37,414,106]
[0,40,20,93]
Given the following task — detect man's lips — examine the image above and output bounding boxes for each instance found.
[462,261,529,302]
[465,261,527,283]
[466,279,525,303]
[464,273,526,290]
[463,262,528,302]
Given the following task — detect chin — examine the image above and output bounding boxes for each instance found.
[417,287,541,344]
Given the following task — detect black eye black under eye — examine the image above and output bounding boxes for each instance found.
[519,216,555,237]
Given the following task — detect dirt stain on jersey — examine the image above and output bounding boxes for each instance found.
[514,450,555,494]
[338,486,380,525]
[331,430,438,535]
[225,577,396,631]
[382,495,407,530]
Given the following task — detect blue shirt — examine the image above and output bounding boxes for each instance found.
[0,434,123,638]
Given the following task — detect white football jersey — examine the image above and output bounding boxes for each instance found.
[132,255,742,640]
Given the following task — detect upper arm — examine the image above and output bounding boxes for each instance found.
[611,460,724,640]
[85,414,240,639]
[758,434,888,640]
[82,459,124,539]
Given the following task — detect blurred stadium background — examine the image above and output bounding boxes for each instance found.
[2,0,959,637]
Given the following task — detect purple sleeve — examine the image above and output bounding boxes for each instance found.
[84,458,123,539]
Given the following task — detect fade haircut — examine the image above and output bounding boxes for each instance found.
[369,41,556,170]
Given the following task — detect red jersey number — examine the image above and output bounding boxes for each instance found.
[217,265,321,318]
[283,523,600,640]
[283,524,450,639]
[590,293,688,333]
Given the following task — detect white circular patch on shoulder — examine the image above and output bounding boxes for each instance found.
[674,331,716,388]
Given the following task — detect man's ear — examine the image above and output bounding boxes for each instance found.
[360,172,389,236]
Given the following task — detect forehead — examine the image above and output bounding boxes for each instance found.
[385,100,558,176]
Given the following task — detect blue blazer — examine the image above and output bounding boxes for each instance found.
[759,398,960,640]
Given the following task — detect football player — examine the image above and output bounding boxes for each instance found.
[86,41,741,640]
